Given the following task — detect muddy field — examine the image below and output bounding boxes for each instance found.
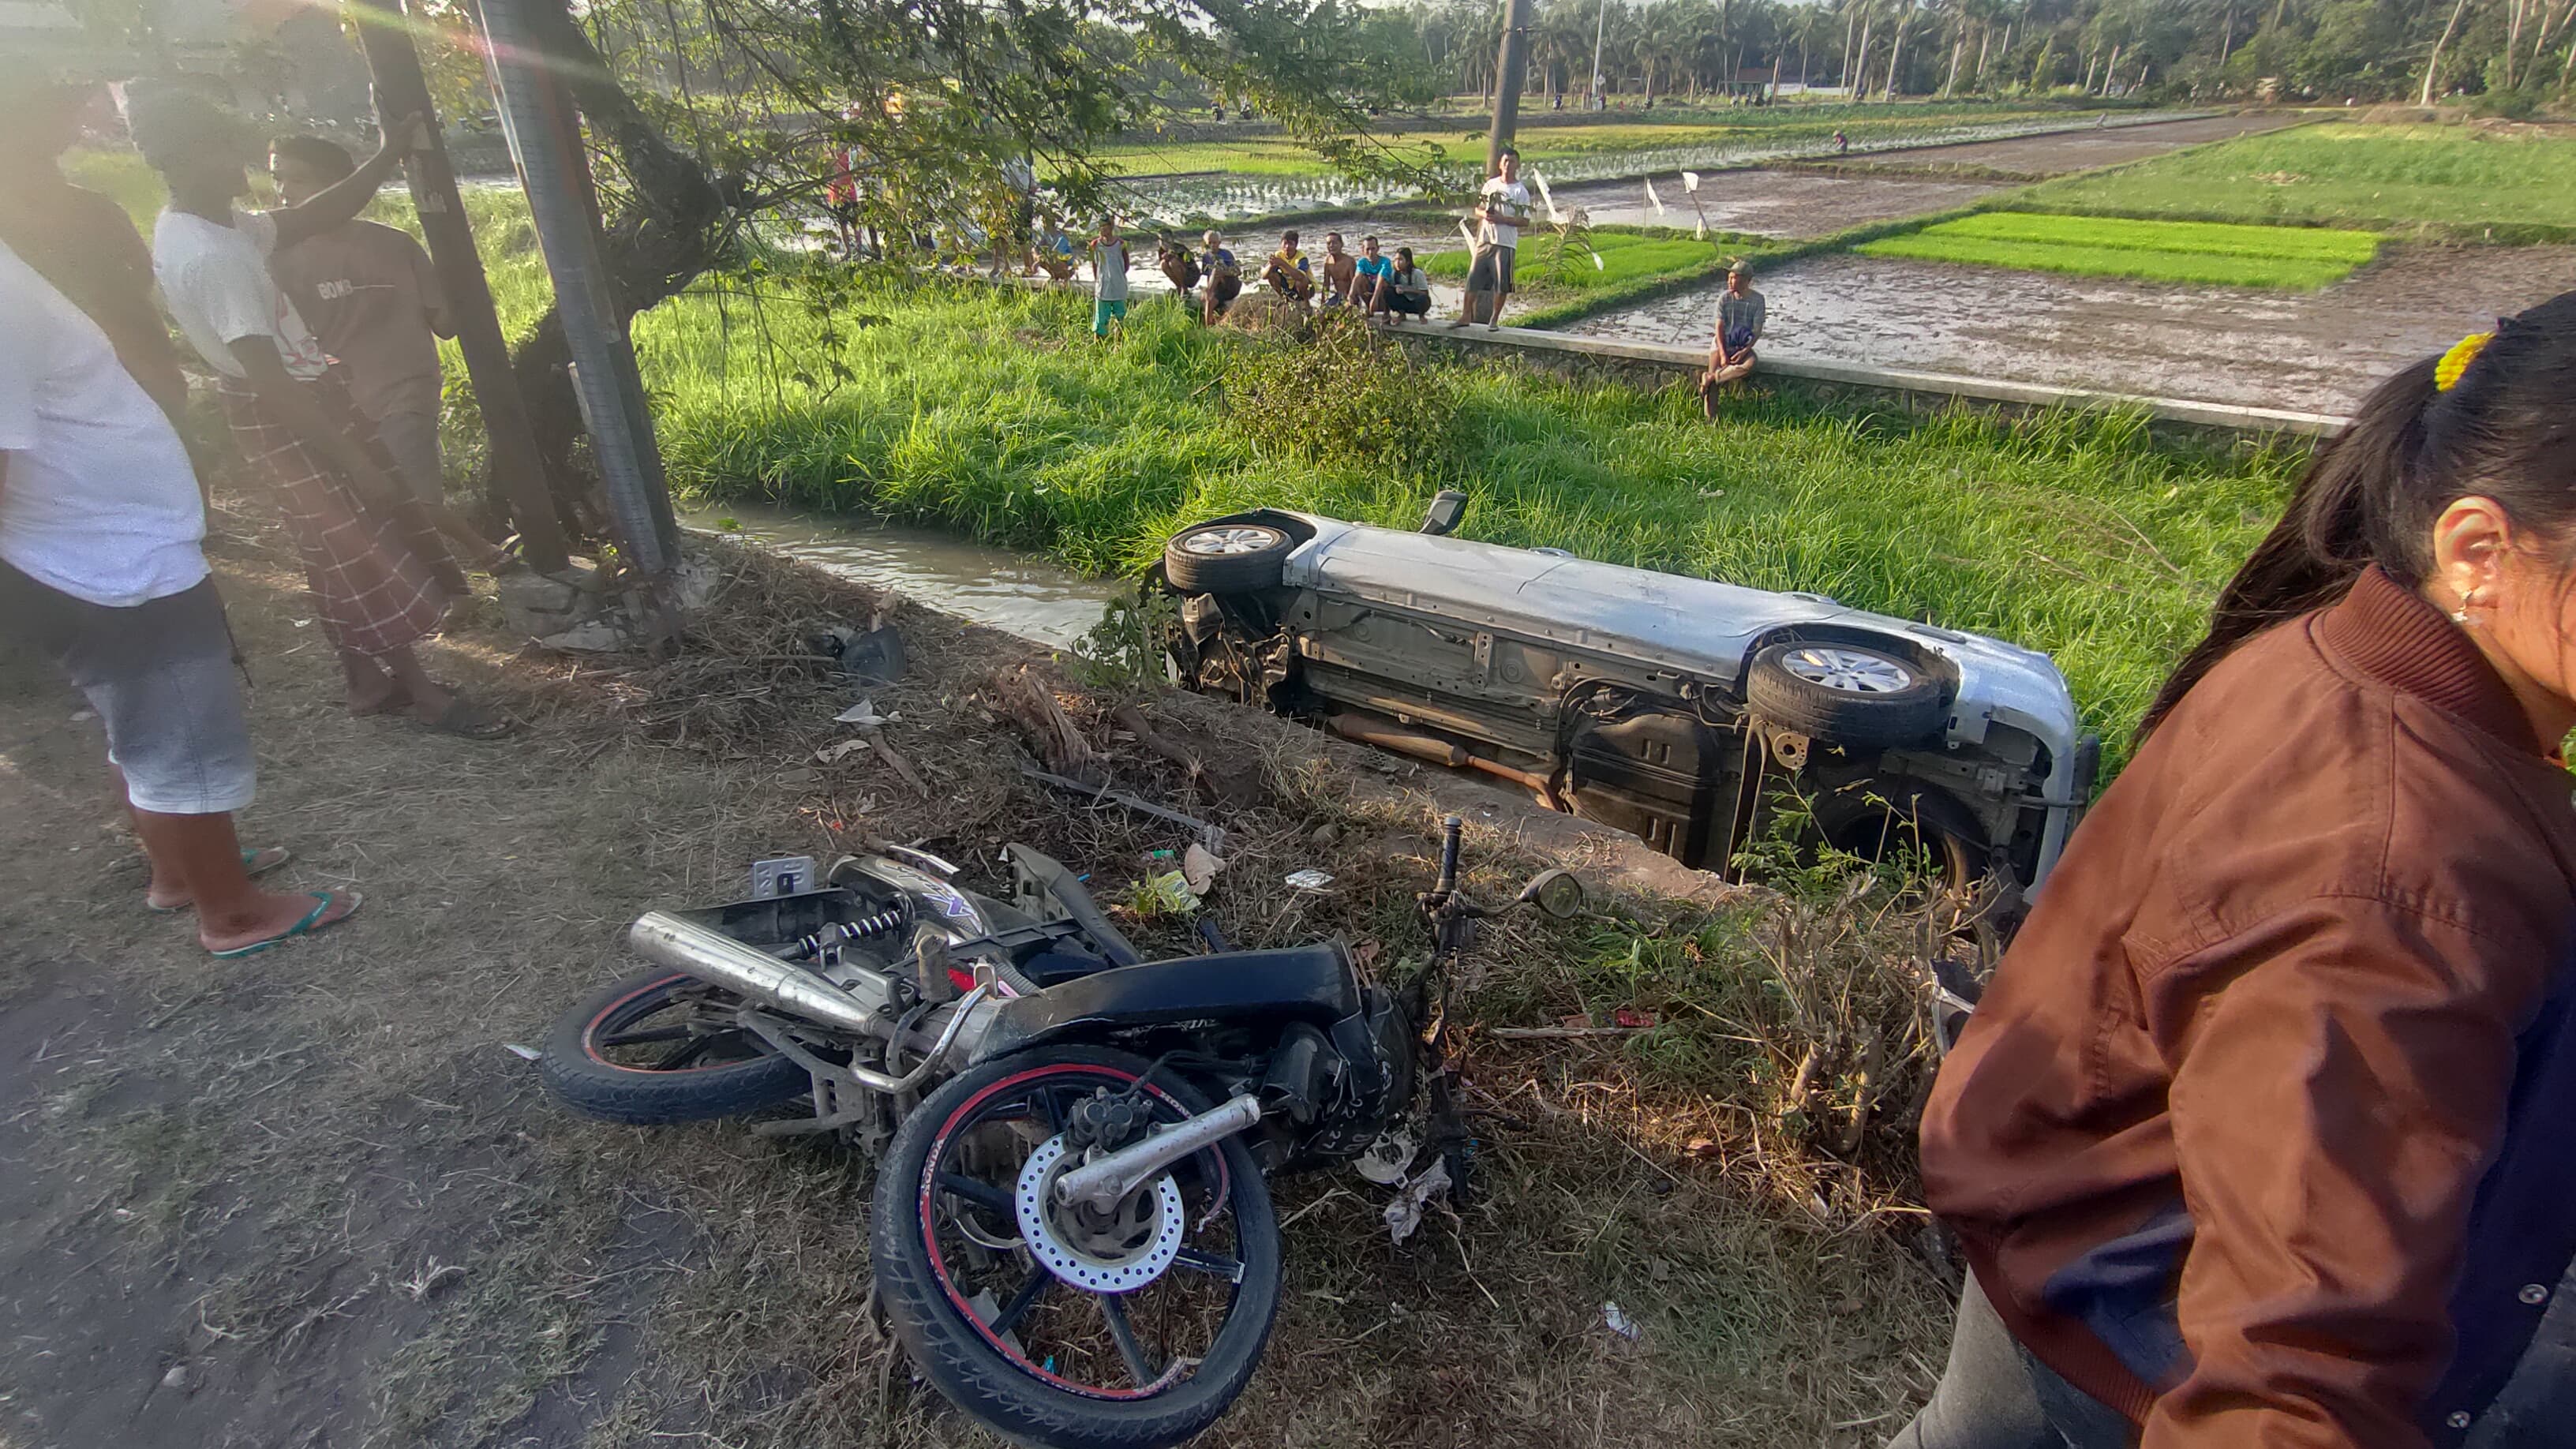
[1572,242,2576,414]
[1841,110,2309,177]
[0,515,1950,1448]
[1544,171,2001,238]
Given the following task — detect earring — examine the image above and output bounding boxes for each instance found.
[2452,587,2481,627]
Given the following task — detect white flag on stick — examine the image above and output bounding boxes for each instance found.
[1644,178,1666,216]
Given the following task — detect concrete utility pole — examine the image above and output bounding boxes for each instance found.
[344,0,570,572]
[1487,0,1533,175]
[1590,0,1608,109]
[476,0,680,577]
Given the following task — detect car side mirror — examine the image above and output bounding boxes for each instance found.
[1419,489,1468,537]
[1515,868,1586,919]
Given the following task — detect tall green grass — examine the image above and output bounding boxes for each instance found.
[622,282,2297,757]
[1858,211,2383,288]
[2019,122,2576,236]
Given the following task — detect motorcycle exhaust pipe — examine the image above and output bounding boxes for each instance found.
[628,911,889,1035]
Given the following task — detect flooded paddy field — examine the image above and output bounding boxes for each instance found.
[1569,243,2576,414]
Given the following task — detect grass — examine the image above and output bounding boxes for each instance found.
[1422,227,1733,292]
[2017,122,2576,238]
[71,146,2299,754]
[1857,211,2383,289]
[616,281,2294,758]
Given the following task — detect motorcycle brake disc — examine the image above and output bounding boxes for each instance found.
[1013,1136,1186,1294]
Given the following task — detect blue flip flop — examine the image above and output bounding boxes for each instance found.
[148,846,293,913]
[208,889,361,959]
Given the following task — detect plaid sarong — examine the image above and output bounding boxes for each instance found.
[217,370,463,658]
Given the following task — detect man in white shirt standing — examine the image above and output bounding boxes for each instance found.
[1455,148,1530,331]
[0,240,361,957]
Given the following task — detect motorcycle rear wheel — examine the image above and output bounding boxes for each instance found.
[539,968,811,1125]
[871,1045,1281,1449]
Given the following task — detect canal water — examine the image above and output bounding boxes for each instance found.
[682,504,1117,650]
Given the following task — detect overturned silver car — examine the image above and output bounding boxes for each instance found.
[1155,500,2096,893]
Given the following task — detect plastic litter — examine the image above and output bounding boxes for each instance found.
[1601,1301,1643,1341]
[834,698,891,727]
[1382,1159,1451,1245]
[1284,869,1334,892]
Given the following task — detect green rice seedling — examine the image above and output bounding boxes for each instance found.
[1856,212,2382,289]
[2020,122,2576,237]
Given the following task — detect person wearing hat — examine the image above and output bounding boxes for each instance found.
[1700,263,1765,417]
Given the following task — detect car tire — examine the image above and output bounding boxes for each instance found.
[1163,522,1294,594]
[1745,640,1947,750]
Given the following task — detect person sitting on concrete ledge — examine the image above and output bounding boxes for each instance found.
[1380,246,1432,324]
[1259,230,1313,305]
[1198,230,1241,324]
[1351,235,1393,319]
[1029,215,1077,282]
[1700,263,1765,417]
[1316,231,1356,310]
[1156,235,1200,297]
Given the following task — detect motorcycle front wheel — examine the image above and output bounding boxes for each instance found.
[871,1045,1282,1449]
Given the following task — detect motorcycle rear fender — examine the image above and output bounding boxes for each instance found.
[970,945,1361,1062]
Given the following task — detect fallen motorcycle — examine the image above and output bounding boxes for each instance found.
[537,819,1582,1449]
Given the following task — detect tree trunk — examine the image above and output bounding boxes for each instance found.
[495,0,730,529]
[2219,2,2237,65]
[1854,12,1876,95]
[1883,2,1911,99]
[1975,24,1991,88]
[2421,0,2473,104]
[2101,43,2121,95]
[1943,33,1964,94]
[1844,5,1863,91]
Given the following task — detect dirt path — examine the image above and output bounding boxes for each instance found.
[1573,243,2576,414]
[0,516,1946,1448]
[1842,110,2310,177]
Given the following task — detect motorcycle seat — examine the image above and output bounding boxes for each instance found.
[973,943,1364,1061]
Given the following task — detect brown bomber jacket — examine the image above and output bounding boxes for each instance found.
[1920,566,2576,1447]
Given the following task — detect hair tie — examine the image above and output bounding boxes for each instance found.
[2436,331,2495,392]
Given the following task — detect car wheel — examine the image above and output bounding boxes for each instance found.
[1164,522,1294,594]
[1746,640,1946,750]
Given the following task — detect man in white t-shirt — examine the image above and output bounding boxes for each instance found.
[130,83,512,741]
[1455,148,1531,331]
[0,241,361,957]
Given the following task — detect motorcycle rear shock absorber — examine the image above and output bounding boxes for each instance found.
[792,902,908,960]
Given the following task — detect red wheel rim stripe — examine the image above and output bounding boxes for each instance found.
[914,1062,1230,1402]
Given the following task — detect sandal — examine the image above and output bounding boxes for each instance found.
[148,845,292,913]
[423,694,518,740]
[206,889,362,959]
[352,680,414,717]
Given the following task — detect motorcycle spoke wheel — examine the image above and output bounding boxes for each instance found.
[917,1066,1249,1400]
[583,980,770,1075]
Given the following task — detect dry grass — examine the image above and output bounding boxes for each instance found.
[0,508,1954,1448]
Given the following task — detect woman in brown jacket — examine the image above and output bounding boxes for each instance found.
[1893,292,2576,1449]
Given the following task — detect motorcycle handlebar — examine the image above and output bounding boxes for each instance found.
[1436,814,1462,895]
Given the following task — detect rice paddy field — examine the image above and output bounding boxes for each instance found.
[1855,212,2384,289]
[1421,227,1733,291]
[2019,122,2576,235]
[1091,104,2069,179]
